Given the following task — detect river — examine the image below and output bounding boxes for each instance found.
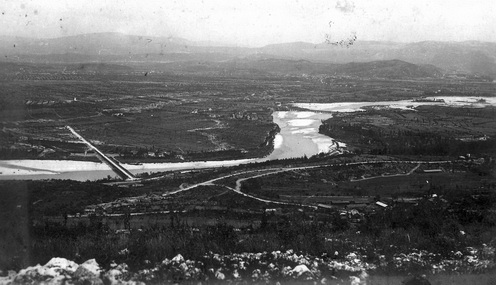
[1,96,494,181]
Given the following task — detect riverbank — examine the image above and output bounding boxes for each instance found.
[2,96,495,181]
[0,110,343,181]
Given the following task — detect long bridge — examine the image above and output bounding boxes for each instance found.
[66,126,136,180]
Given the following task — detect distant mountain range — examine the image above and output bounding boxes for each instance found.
[1,32,495,78]
[258,40,496,76]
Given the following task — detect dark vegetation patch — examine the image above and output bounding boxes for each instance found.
[2,161,495,273]
[242,161,495,199]
[320,105,496,158]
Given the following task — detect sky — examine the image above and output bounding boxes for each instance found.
[0,0,495,47]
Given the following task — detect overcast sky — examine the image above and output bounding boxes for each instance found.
[1,0,495,46]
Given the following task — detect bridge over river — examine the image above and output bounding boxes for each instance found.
[66,126,137,180]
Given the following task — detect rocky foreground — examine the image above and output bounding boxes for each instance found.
[1,247,495,284]
[0,250,370,284]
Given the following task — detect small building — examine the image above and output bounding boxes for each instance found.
[375,201,388,208]
[423,169,442,173]
[265,208,282,214]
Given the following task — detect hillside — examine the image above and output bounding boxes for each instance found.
[331,60,443,78]
[0,61,133,75]
[0,57,442,79]
[260,41,496,76]
[1,32,495,77]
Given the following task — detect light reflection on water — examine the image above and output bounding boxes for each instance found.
[1,96,495,181]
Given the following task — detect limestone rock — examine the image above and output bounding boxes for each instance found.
[292,264,311,277]
[73,260,103,285]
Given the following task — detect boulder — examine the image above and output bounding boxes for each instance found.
[78,259,101,276]
[8,258,103,285]
[171,254,184,263]
[232,269,240,280]
[350,276,361,285]
[251,269,261,280]
[214,270,225,280]
[292,264,311,277]
[73,260,103,285]
[12,264,60,284]
[103,269,123,285]
[103,264,129,285]
[45,257,79,274]
[0,275,13,285]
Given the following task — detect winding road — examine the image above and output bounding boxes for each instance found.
[158,159,454,207]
